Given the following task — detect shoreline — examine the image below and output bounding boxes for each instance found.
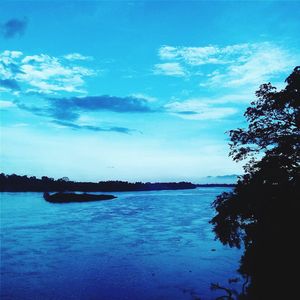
[0,185,235,193]
[0,173,235,192]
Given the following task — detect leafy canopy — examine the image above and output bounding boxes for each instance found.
[210,67,300,299]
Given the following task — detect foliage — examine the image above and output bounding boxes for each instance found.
[210,67,300,299]
[0,173,196,192]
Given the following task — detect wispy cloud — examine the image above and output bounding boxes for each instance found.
[153,62,186,77]
[165,98,238,121]
[15,94,155,133]
[156,42,296,87]
[158,43,251,65]
[64,53,93,61]
[0,50,95,94]
[17,92,239,123]
[0,100,16,109]
[205,44,295,87]
[164,91,256,121]
[130,93,157,102]
[0,18,28,39]
[52,120,133,134]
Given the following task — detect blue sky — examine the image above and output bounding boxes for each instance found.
[1,1,299,182]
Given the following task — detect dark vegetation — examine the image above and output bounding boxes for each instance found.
[210,67,300,299]
[0,173,197,192]
[196,184,236,188]
[0,173,236,192]
[43,192,116,203]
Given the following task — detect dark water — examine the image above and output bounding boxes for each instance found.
[0,188,241,300]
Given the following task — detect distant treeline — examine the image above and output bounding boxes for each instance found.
[0,173,199,192]
[195,184,235,188]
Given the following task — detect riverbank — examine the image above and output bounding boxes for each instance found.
[0,173,236,192]
[0,173,196,192]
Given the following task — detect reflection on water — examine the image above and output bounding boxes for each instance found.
[1,188,241,300]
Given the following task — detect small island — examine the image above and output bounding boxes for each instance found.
[43,192,116,203]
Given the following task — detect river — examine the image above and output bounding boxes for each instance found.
[0,188,241,300]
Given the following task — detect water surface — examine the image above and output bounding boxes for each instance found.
[1,188,241,300]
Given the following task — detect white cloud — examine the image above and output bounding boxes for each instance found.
[0,50,95,94]
[0,50,23,62]
[153,62,186,77]
[12,123,29,127]
[206,44,295,87]
[21,54,49,64]
[156,42,296,87]
[158,46,179,59]
[0,100,16,108]
[158,43,251,65]
[164,92,254,121]
[64,53,93,61]
[131,93,157,102]
[188,93,252,105]
[165,99,237,120]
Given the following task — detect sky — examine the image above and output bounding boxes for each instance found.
[0,0,299,182]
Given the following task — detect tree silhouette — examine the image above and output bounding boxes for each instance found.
[0,173,196,192]
[210,67,300,299]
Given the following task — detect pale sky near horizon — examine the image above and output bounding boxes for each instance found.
[1,1,299,182]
